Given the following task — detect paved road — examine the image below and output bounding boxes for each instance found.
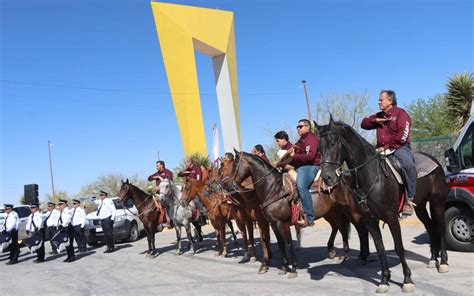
[1,221,473,295]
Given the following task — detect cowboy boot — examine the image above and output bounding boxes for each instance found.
[402,197,416,216]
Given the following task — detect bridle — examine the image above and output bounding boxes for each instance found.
[118,184,156,217]
[230,152,278,193]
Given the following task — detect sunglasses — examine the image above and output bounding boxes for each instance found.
[296,125,308,129]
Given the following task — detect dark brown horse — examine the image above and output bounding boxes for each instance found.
[317,119,448,293]
[230,150,362,278]
[217,159,273,273]
[117,179,162,257]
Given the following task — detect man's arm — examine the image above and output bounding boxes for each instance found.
[361,113,382,130]
[148,172,158,181]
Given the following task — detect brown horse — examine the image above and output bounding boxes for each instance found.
[230,150,370,278]
[117,179,162,257]
[180,176,252,260]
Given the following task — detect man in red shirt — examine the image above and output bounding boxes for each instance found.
[290,119,321,227]
[361,90,416,215]
[148,160,174,225]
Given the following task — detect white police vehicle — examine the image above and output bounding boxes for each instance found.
[85,197,144,246]
[0,205,32,246]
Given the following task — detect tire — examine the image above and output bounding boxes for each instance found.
[127,223,139,242]
[445,206,474,252]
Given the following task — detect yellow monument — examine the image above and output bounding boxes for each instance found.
[151,2,241,156]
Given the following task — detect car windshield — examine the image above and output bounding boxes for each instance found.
[0,208,5,214]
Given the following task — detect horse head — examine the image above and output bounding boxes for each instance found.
[317,118,349,187]
[180,177,204,206]
[118,179,132,203]
[231,149,253,189]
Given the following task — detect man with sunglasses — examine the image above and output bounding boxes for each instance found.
[290,119,321,227]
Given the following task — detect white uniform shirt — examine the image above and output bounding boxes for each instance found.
[4,211,19,232]
[71,207,86,228]
[58,207,72,228]
[26,211,44,232]
[44,209,60,227]
[96,198,116,220]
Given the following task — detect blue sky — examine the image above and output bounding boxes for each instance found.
[1,0,472,204]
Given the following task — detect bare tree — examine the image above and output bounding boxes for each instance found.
[78,173,148,198]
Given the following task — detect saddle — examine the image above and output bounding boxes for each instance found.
[383,152,438,184]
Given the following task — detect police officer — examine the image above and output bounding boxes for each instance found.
[97,191,116,253]
[3,204,19,265]
[26,203,45,263]
[71,199,87,253]
[57,199,75,262]
[44,201,60,254]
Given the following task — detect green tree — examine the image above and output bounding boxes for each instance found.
[19,194,26,205]
[78,173,148,198]
[445,72,474,132]
[408,94,454,138]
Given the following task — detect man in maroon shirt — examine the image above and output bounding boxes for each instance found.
[361,90,416,215]
[148,160,174,226]
[290,119,321,227]
[178,157,206,225]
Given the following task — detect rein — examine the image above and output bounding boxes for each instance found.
[231,152,279,193]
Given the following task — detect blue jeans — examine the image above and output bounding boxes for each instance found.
[394,144,416,199]
[296,165,319,224]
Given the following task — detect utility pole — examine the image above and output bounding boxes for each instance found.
[48,140,55,197]
[157,150,160,161]
[302,80,312,121]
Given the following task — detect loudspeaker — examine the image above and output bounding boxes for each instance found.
[24,184,39,205]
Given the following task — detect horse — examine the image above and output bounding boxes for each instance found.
[117,179,162,257]
[316,118,448,293]
[221,157,358,261]
[230,149,359,278]
[180,176,248,258]
[157,177,203,255]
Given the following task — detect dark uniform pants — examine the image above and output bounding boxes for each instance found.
[66,225,75,259]
[35,229,45,261]
[73,225,86,252]
[48,226,58,252]
[8,229,19,263]
[100,216,114,250]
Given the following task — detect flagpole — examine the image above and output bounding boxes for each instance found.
[48,140,55,197]
[302,80,312,121]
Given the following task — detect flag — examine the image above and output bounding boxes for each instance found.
[212,123,219,162]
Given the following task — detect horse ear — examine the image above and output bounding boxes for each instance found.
[233,147,240,154]
[313,120,321,130]
[329,114,335,126]
[126,179,129,184]
[121,179,124,184]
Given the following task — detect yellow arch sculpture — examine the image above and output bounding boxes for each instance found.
[151,2,241,156]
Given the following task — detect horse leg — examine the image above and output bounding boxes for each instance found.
[247,221,257,263]
[363,216,391,293]
[271,223,290,275]
[294,225,303,250]
[227,220,238,245]
[326,217,338,259]
[429,196,449,272]
[354,221,370,263]
[277,221,298,279]
[236,219,250,263]
[339,216,351,260]
[151,232,156,256]
[175,226,182,255]
[414,200,438,268]
[387,218,415,293]
[257,221,271,274]
[192,221,204,242]
[214,229,222,256]
[185,224,195,254]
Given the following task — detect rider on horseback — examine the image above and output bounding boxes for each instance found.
[290,119,321,227]
[178,157,207,226]
[251,144,271,163]
[148,160,174,227]
[361,90,416,216]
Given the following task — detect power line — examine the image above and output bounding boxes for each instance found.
[1,79,300,97]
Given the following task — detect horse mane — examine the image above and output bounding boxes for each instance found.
[323,121,375,157]
[241,152,282,179]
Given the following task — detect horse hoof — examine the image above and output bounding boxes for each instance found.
[258,266,269,274]
[375,284,390,293]
[250,256,257,263]
[174,251,182,256]
[438,264,449,273]
[328,249,337,259]
[277,269,287,275]
[223,252,228,258]
[427,260,437,269]
[287,272,297,279]
[402,283,415,293]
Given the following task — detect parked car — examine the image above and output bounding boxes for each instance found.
[85,197,144,246]
[0,205,31,247]
[444,102,474,252]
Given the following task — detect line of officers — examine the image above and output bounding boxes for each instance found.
[2,198,88,265]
